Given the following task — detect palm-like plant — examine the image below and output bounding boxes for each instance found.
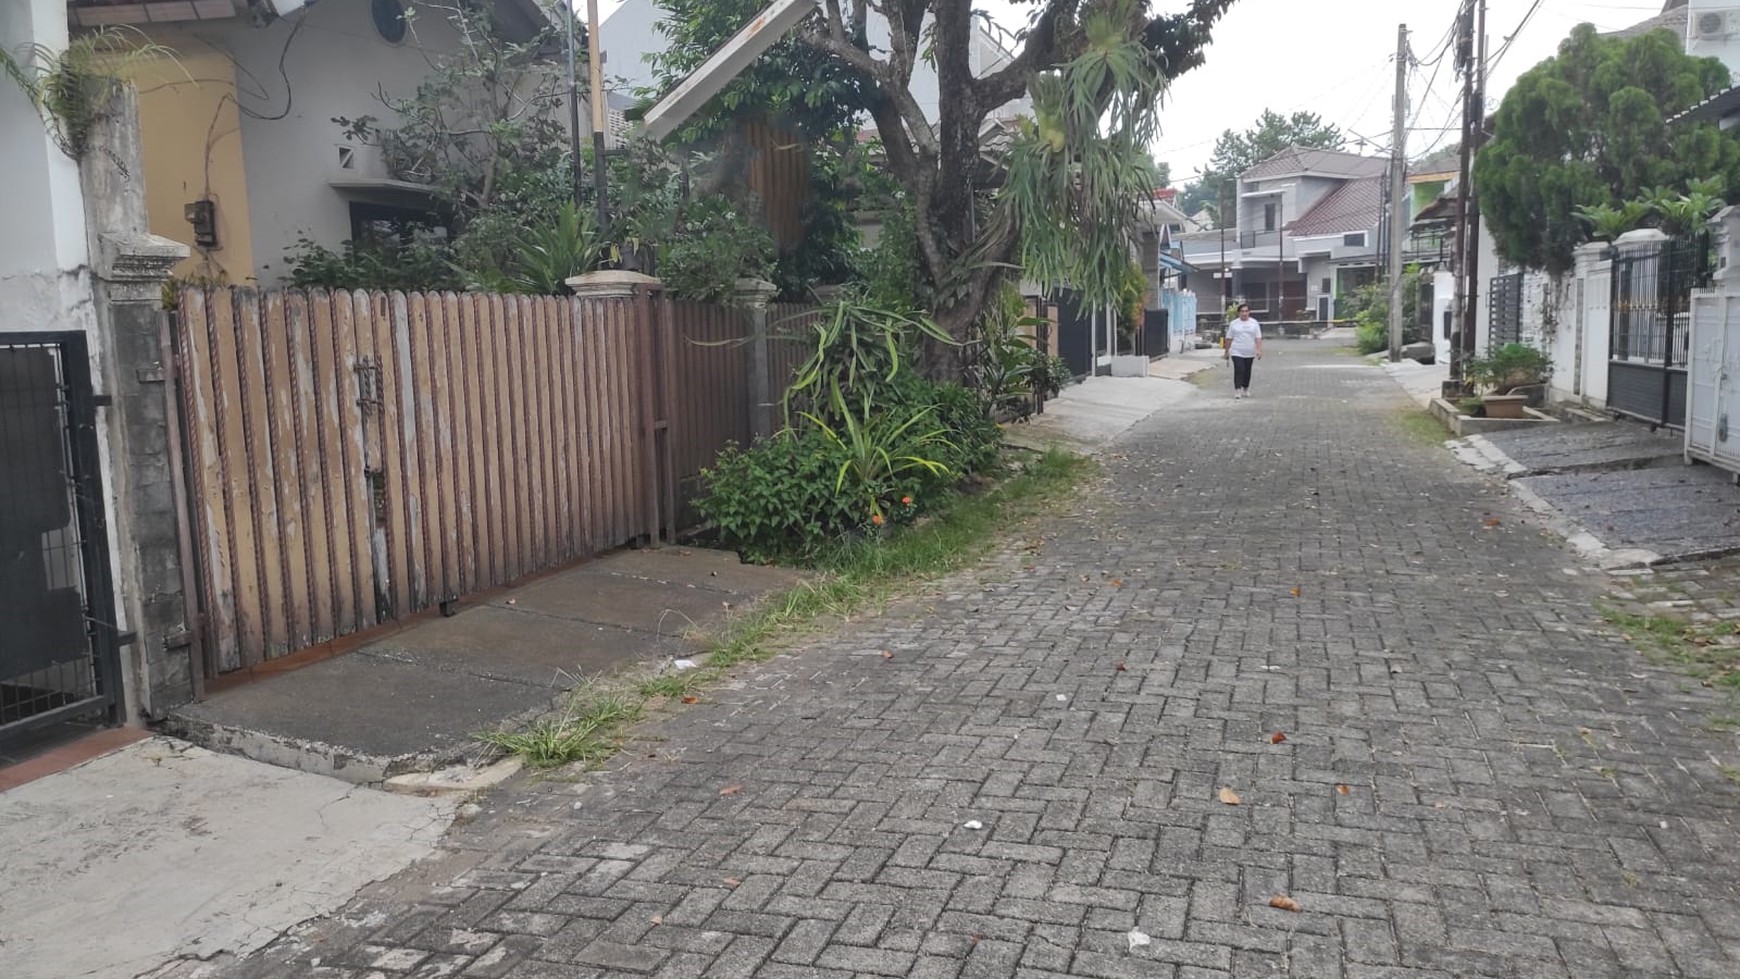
[3,27,181,160]
[783,296,954,420]
[510,201,602,295]
[1577,201,1651,241]
[799,380,956,525]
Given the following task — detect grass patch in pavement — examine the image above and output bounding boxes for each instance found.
[1393,407,1452,446]
[480,447,1094,770]
[1599,605,1740,692]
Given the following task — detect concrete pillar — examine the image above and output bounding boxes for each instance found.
[734,277,780,440]
[565,269,663,298]
[82,86,195,718]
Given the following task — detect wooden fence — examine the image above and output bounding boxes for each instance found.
[175,287,672,671]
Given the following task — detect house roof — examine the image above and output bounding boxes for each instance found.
[68,0,551,35]
[1606,1,1688,40]
[1242,146,1388,182]
[1673,82,1740,127]
[1286,175,1384,237]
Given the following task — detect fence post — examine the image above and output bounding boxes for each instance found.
[735,278,780,442]
[79,83,199,717]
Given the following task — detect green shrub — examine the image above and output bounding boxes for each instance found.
[1467,342,1551,394]
[1355,319,1387,355]
[697,428,862,562]
[699,377,1001,561]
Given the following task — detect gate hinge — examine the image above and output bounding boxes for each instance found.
[163,630,194,650]
[91,393,115,408]
[115,630,139,647]
[136,366,166,384]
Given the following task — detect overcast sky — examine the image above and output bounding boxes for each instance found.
[595,0,1680,181]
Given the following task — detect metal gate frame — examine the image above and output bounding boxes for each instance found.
[0,331,124,746]
[1609,236,1710,429]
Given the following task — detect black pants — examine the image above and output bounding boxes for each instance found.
[1231,355,1255,390]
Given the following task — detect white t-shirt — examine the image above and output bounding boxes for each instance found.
[1227,318,1262,358]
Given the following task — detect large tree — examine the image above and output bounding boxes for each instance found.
[1475,23,1739,275]
[777,0,1236,351]
[1188,109,1344,223]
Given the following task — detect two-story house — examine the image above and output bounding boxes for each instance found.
[1179,146,1390,322]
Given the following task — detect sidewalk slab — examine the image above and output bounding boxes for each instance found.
[168,548,802,783]
[1007,374,1198,451]
[1514,464,1740,566]
[0,737,449,979]
[1474,421,1681,476]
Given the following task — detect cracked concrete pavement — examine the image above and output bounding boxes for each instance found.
[0,737,452,979]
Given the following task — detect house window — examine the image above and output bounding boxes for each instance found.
[349,202,449,252]
[372,0,408,44]
[1320,277,1331,294]
[1263,203,1277,231]
[1343,232,1367,248]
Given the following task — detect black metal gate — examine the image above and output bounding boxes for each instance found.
[1610,236,1710,428]
[0,332,122,750]
[1489,272,1523,346]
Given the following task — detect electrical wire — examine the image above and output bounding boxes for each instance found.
[1489,0,1546,75]
[236,12,307,122]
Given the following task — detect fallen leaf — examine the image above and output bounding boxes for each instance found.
[1336,784,1350,795]
[723,877,741,888]
[881,650,894,660]
[681,696,700,705]
[1126,928,1152,951]
[1269,895,1302,912]
[1483,517,1502,528]
[1290,587,1301,598]
[719,785,742,796]
[1115,661,1128,672]
[650,915,664,926]
[1270,732,1287,745]
[1112,578,1124,588]
[971,932,983,946]
[1218,787,1242,805]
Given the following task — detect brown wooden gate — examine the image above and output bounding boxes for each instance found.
[173,287,662,672]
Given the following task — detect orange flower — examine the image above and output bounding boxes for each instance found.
[871,513,885,526]
[901,496,914,506]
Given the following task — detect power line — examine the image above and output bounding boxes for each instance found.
[1489,0,1545,74]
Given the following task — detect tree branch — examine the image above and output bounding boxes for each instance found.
[1142,0,1237,82]
[800,15,938,158]
[973,0,1073,111]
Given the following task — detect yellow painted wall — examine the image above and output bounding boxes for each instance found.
[121,36,253,283]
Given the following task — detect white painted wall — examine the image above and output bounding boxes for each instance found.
[0,0,94,320]
[1432,270,1455,364]
[1687,0,1740,82]
[175,2,476,282]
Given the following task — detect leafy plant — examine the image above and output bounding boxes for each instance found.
[800,381,956,526]
[968,284,1054,421]
[660,194,776,302]
[782,296,955,422]
[503,201,601,295]
[1466,342,1551,395]
[1577,201,1652,242]
[4,26,182,160]
[284,236,461,292]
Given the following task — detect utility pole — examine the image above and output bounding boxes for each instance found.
[1461,0,1488,373]
[586,0,610,236]
[1387,23,1410,362]
[562,2,583,206]
[1448,0,1479,395]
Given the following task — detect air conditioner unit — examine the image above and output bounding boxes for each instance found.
[1694,9,1740,40]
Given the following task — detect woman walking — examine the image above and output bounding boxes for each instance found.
[1223,303,1264,399]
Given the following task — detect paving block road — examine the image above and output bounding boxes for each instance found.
[200,343,1740,978]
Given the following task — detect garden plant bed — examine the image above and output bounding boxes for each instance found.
[1428,396,1560,436]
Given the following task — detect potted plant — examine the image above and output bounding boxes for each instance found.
[1464,343,1551,419]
